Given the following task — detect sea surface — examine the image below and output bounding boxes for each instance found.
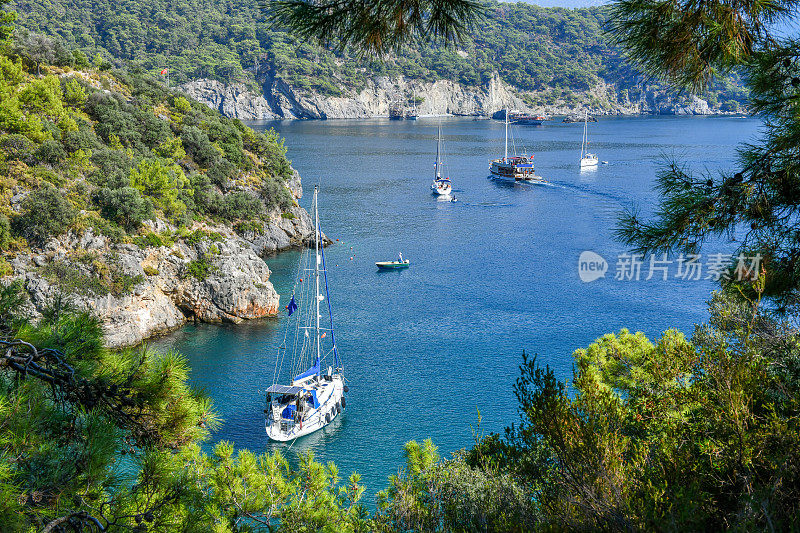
[151,115,763,503]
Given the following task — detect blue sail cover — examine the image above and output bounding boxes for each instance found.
[293,356,319,381]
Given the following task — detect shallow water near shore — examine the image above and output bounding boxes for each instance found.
[151,115,762,505]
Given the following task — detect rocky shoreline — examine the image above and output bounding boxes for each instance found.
[180,74,730,122]
[8,171,316,348]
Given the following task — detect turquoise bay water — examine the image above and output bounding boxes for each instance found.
[151,115,763,502]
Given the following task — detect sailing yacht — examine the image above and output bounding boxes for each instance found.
[490,109,544,183]
[265,186,346,442]
[430,126,452,196]
[580,110,599,168]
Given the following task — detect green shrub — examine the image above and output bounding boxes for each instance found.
[234,220,263,235]
[83,212,125,242]
[39,254,143,297]
[72,49,89,68]
[0,133,35,163]
[142,264,159,276]
[61,124,100,153]
[16,183,76,244]
[260,176,294,210]
[184,255,216,280]
[89,148,131,188]
[34,139,67,167]
[0,215,11,250]
[207,158,236,188]
[222,191,262,221]
[129,158,189,215]
[181,125,219,168]
[0,257,12,277]
[97,186,153,231]
[133,231,173,248]
[173,96,192,114]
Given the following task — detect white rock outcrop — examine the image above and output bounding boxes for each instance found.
[180,73,723,121]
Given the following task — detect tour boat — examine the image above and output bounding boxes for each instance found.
[265,186,346,442]
[490,109,545,183]
[430,126,452,196]
[580,110,599,168]
[509,111,547,125]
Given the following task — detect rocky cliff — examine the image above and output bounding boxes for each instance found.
[180,73,720,121]
[8,173,315,348]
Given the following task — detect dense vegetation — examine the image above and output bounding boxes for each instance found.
[0,12,295,268]
[8,0,747,107]
[5,275,798,530]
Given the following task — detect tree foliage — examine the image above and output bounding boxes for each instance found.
[7,0,746,106]
[16,183,76,244]
[266,0,482,56]
[612,0,800,310]
[0,285,370,532]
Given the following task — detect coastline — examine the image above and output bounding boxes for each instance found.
[180,75,737,122]
[8,170,316,348]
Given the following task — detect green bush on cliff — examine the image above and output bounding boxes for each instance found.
[184,254,216,280]
[16,183,76,244]
[0,11,296,250]
[97,186,154,231]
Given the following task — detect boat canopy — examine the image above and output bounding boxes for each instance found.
[293,356,320,382]
[266,384,304,395]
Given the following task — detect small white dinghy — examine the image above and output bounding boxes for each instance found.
[265,186,347,442]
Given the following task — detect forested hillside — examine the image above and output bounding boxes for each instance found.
[0,13,318,346]
[0,56,294,251]
[9,0,747,108]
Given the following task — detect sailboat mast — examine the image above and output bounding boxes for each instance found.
[436,126,442,179]
[504,108,509,161]
[581,110,587,159]
[314,186,321,376]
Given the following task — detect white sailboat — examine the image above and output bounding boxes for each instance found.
[430,126,452,196]
[580,110,599,168]
[265,186,346,442]
[490,108,544,183]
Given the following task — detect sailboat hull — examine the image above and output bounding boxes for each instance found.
[266,376,346,441]
[431,181,452,196]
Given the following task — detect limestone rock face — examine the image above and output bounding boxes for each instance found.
[180,79,280,120]
[180,72,729,121]
[180,73,528,120]
[10,225,287,347]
